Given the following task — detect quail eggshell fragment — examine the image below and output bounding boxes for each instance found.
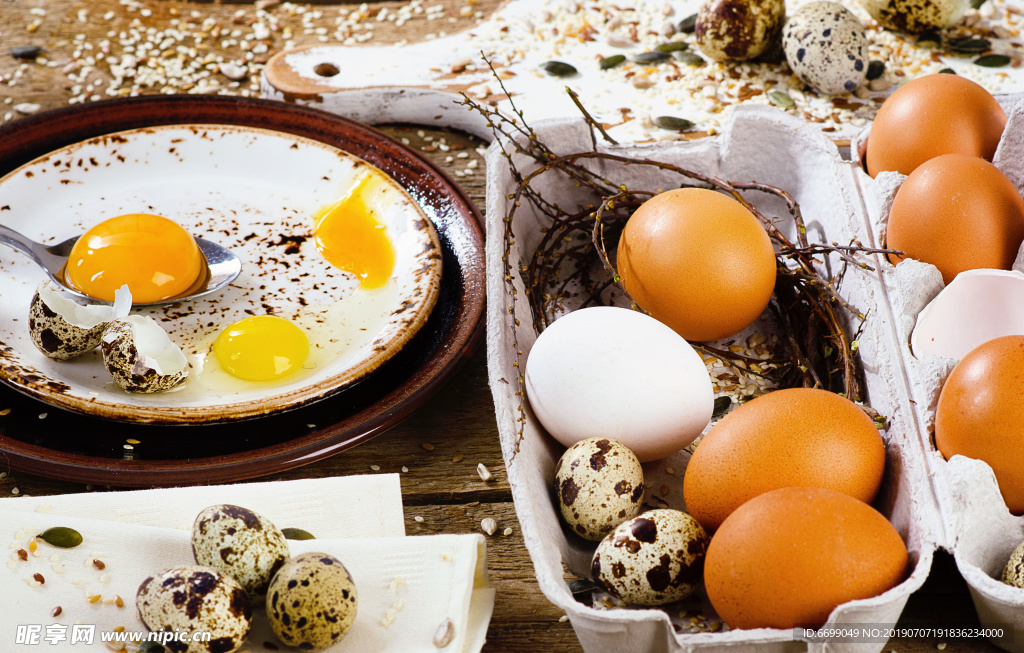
[783,1,868,95]
[266,552,358,651]
[1003,540,1024,588]
[136,565,252,653]
[28,282,131,360]
[524,306,714,462]
[591,509,709,606]
[911,269,1024,360]
[192,504,291,602]
[555,438,644,541]
[861,0,966,33]
[695,0,785,61]
[101,314,188,393]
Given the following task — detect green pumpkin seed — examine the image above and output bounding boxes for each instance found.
[712,396,732,418]
[137,643,167,653]
[653,116,694,131]
[599,54,626,70]
[37,527,83,548]
[655,41,689,53]
[633,51,670,64]
[567,579,598,595]
[769,90,796,110]
[673,51,704,66]
[975,54,1011,67]
[916,31,941,49]
[282,527,316,540]
[677,13,697,33]
[947,37,991,53]
[866,60,885,81]
[938,67,957,74]
[542,61,577,77]
[970,0,987,9]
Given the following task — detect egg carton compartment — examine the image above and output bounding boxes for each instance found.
[850,94,1024,651]
[485,104,942,653]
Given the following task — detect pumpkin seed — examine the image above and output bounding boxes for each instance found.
[599,54,626,70]
[37,527,82,548]
[677,13,697,33]
[970,0,987,8]
[947,37,991,53]
[768,90,796,110]
[713,396,732,418]
[10,45,42,60]
[866,60,885,81]
[653,116,694,131]
[655,41,689,53]
[567,579,598,595]
[281,527,316,540]
[137,644,167,653]
[915,31,941,49]
[633,51,670,63]
[938,67,957,74]
[975,54,1011,67]
[542,61,577,77]
[673,51,704,66]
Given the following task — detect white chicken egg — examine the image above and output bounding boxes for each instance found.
[524,306,714,462]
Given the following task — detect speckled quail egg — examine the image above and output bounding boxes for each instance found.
[266,552,358,651]
[28,282,131,360]
[136,565,252,653]
[696,0,785,61]
[591,509,709,606]
[1003,540,1024,588]
[192,504,291,602]
[861,0,966,33]
[555,438,644,541]
[101,314,188,393]
[783,1,868,95]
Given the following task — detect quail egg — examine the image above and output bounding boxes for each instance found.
[101,314,188,393]
[555,438,644,541]
[192,504,291,602]
[136,565,252,653]
[783,1,869,95]
[1003,539,1024,588]
[861,0,966,33]
[266,552,358,651]
[591,509,709,606]
[28,282,131,360]
[696,0,785,61]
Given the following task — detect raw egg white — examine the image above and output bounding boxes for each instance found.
[65,213,203,303]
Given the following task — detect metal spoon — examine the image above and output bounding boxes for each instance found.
[0,224,242,307]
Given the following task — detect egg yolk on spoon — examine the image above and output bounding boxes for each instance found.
[65,214,203,303]
[212,315,309,382]
[314,171,396,289]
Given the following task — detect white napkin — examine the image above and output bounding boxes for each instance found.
[0,476,495,653]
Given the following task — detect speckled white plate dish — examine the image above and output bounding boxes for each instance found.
[0,123,442,424]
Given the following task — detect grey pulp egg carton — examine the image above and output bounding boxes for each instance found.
[485,104,943,653]
[850,92,1024,652]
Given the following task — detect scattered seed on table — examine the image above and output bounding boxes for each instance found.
[477,463,493,481]
[481,518,497,536]
[401,466,409,473]
[51,606,62,617]
[599,54,626,69]
[558,615,569,623]
[452,454,464,463]
[0,408,10,416]
[369,464,381,471]
[413,516,424,523]
[421,442,435,451]
[17,549,27,561]
[677,13,697,32]
[92,559,105,570]
[88,594,102,604]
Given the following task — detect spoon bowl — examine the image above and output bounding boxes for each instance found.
[0,224,242,307]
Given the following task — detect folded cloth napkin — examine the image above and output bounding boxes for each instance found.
[0,476,494,653]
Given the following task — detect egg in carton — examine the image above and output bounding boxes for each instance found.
[485,105,943,653]
[851,91,1024,651]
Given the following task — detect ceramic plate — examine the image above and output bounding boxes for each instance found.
[0,96,484,485]
[0,122,441,423]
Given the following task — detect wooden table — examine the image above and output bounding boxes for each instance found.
[0,1,1008,651]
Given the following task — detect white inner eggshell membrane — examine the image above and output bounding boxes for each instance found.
[39,282,132,328]
[103,314,189,376]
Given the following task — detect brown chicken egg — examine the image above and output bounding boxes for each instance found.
[866,74,1006,178]
[936,335,1024,514]
[683,388,885,531]
[704,487,908,630]
[886,153,1024,285]
[616,188,776,342]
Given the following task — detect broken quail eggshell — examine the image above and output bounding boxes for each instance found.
[696,0,786,61]
[861,0,966,33]
[101,314,188,393]
[591,509,709,606]
[28,282,131,360]
[555,438,644,541]
[783,1,869,95]
[267,552,358,651]
[137,565,252,653]
[192,504,291,602]
[911,269,1024,360]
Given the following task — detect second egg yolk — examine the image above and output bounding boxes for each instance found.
[65,213,203,304]
[314,172,396,289]
[212,315,309,382]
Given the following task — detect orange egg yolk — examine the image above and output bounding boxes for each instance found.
[65,214,203,303]
[314,172,395,289]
